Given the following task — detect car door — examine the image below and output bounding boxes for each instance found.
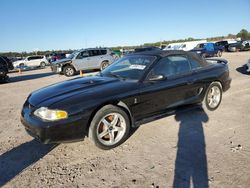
[26,57,35,67]
[73,51,92,70]
[88,49,103,69]
[205,43,215,56]
[27,56,40,67]
[33,56,42,66]
[133,55,199,120]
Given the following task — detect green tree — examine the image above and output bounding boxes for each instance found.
[237,29,250,39]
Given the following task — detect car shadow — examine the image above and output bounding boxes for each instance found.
[0,139,57,186]
[9,72,55,83]
[236,65,250,75]
[173,106,209,188]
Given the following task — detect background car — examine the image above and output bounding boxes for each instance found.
[21,50,231,149]
[0,56,14,72]
[228,40,250,52]
[0,57,9,82]
[13,55,49,68]
[134,46,161,53]
[50,48,115,76]
[215,40,237,51]
[191,42,224,57]
[49,53,66,63]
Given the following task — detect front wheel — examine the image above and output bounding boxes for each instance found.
[63,65,76,77]
[88,105,130,150]
[203,82,222,111]
[100,61,109,70]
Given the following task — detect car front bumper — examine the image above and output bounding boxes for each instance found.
[51,65,62,73]
[21,103,89,144]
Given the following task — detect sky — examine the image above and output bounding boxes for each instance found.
[0,0,250,52]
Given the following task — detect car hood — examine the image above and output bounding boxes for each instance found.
[52,58,72,65]
[28,76,138,108]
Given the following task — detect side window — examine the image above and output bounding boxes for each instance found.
[188,55,202,70]
[149,55,191,78]
[28,57,36,61]
[76,51,89,59]
[101,50,107,55]
[34,56,42,60]
[89,50,101,57]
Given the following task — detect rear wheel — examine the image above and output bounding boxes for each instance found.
[203,82,222,111]
[40,62,46,68]
[88,105,130,150]
[63,65,75,77]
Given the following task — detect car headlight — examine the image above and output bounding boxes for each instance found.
[34,107,68,121]
[196,51,201,53]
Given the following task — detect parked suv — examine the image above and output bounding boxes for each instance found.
[51,48,115,76]
[13,55,49,68]
[191,42,224,58]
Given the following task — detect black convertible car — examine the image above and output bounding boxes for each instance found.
[21,50,231,149]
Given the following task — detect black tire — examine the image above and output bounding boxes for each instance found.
[100,61,109,70]
[217,50,222,57]
[88,105,131,150]
[40,62,46,68]
[63,65,76,77]
[203,82,222,111]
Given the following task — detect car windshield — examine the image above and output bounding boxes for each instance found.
[67,51,79,59]
[101,55,156,80]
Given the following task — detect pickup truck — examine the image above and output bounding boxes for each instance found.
[191,42,224,58]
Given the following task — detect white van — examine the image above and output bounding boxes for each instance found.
[163,42,183,50]
[163,40,207,51]
[179,40,207,51]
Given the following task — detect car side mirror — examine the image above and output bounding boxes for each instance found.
[148,74,165,81]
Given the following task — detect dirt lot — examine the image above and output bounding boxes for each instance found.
[0,52,250,188]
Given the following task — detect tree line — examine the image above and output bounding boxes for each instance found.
[1,29,249,57]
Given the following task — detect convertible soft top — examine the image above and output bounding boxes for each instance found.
[128,50,208,66]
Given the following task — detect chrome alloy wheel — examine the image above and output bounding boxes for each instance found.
[65,67,74,76]
[207,85,221,109]
[96,113,126,146]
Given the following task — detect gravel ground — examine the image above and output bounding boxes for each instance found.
[0,52,250,188]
